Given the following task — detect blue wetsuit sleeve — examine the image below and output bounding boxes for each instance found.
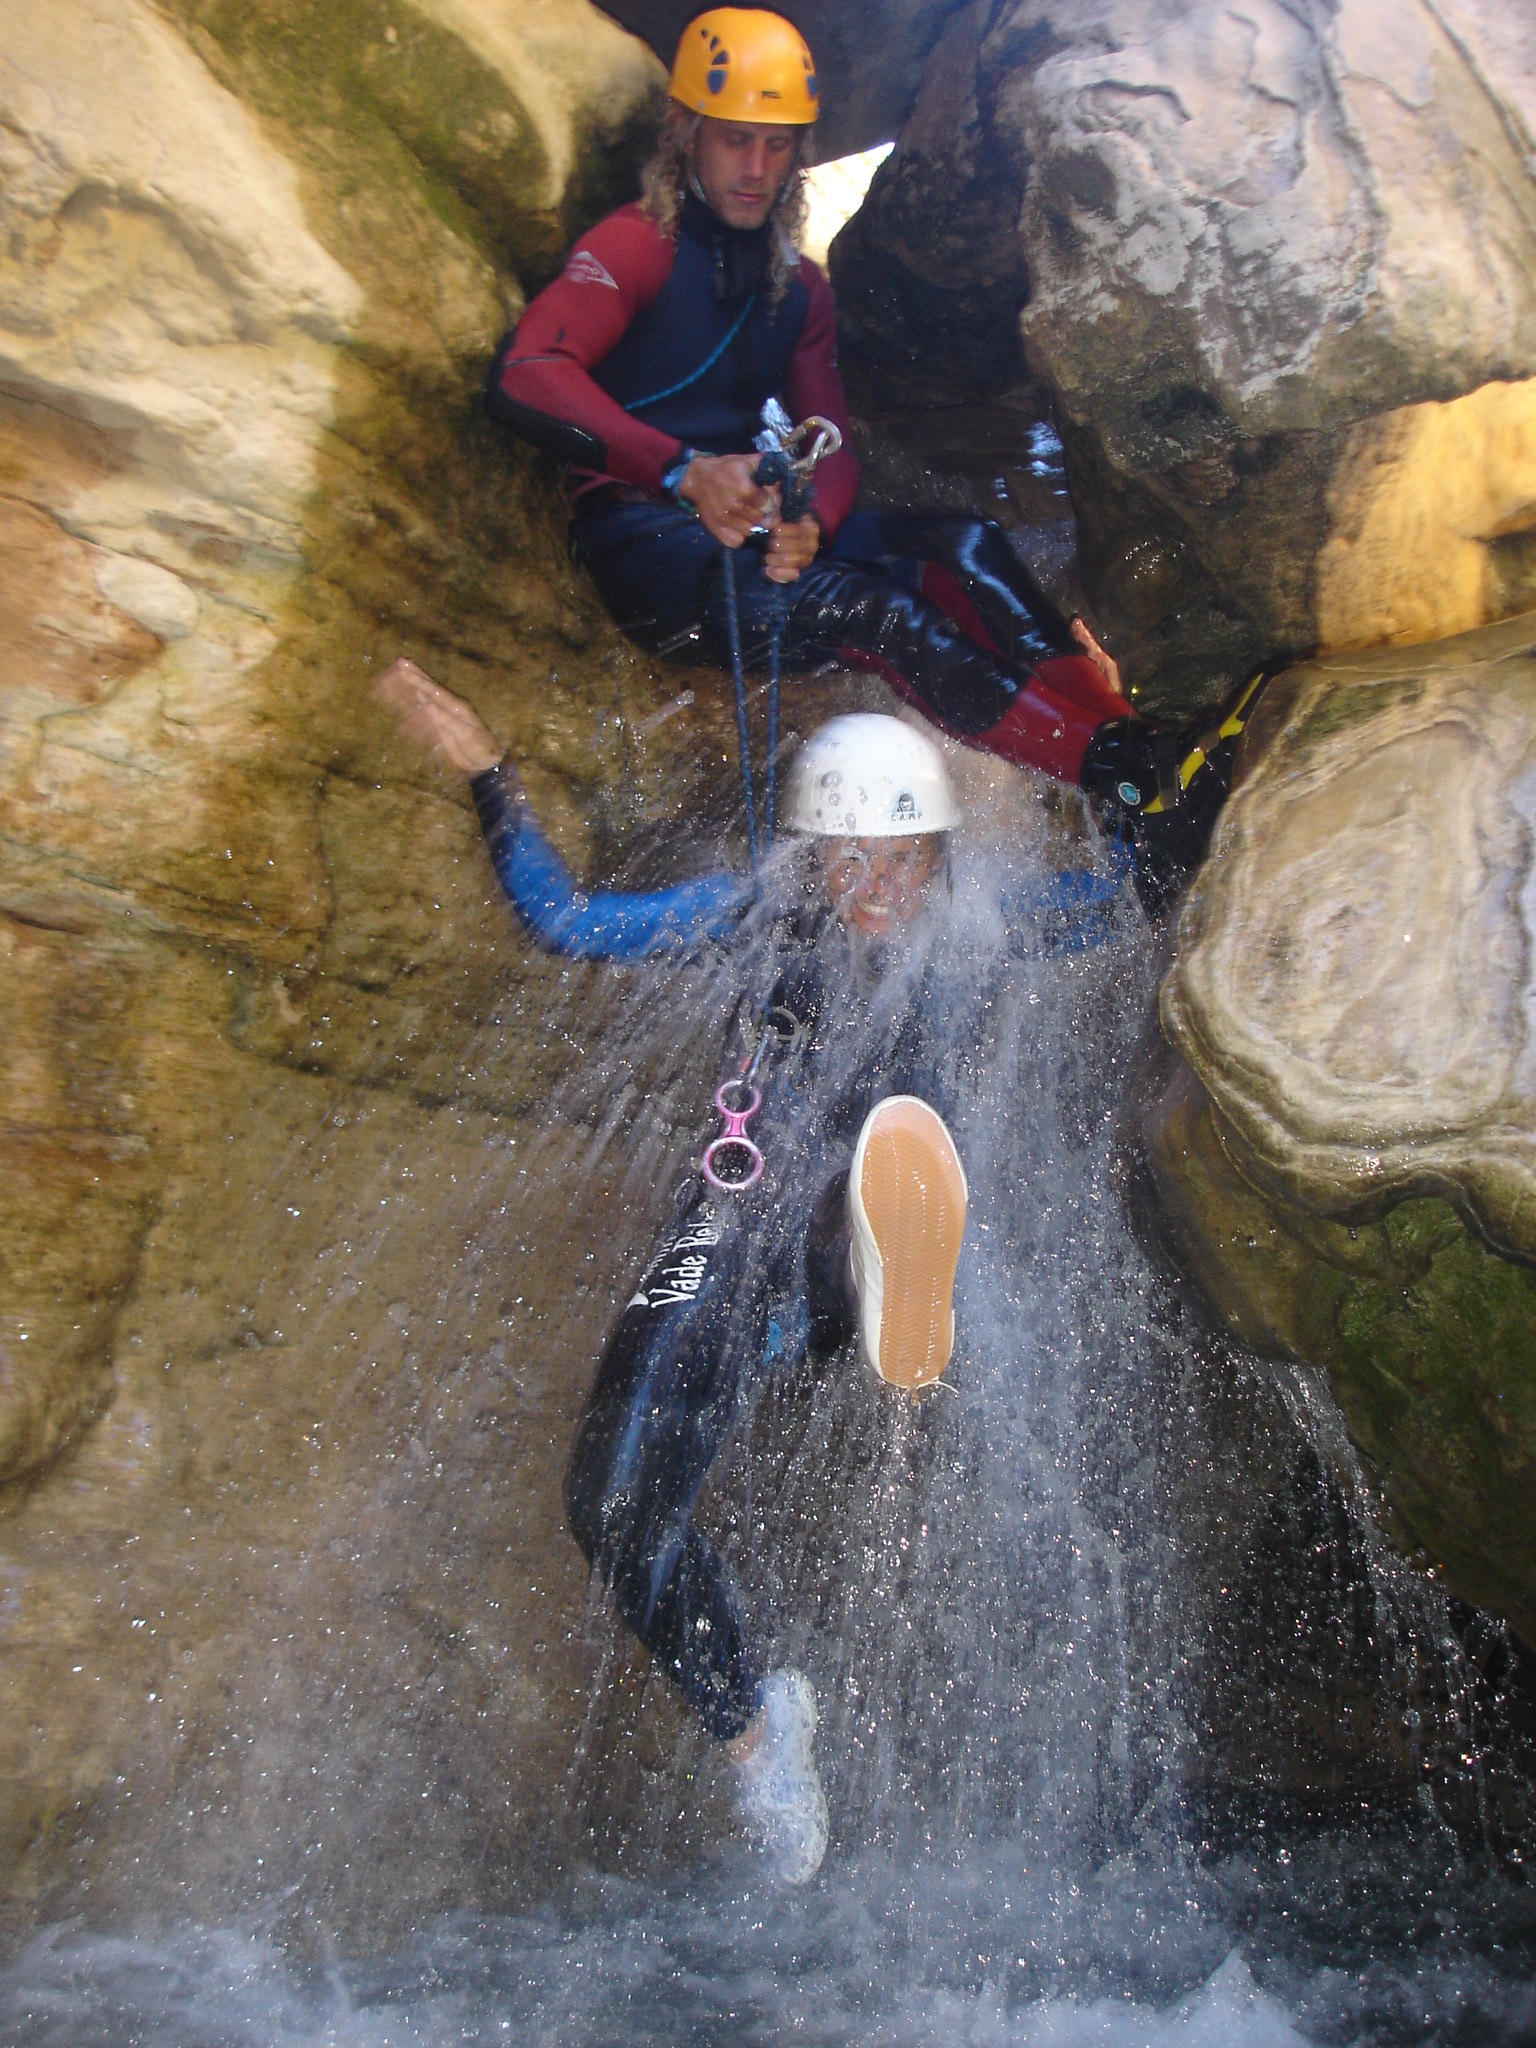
[470,760,751,961]
[1001,841,1133,954]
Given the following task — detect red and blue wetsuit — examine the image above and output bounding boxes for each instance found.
[490,188,1135,788]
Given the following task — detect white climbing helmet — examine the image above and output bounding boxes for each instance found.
[783,714,960,839]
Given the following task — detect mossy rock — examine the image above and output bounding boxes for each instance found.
[167,0,663,291]
[1143,1056,1536,1648]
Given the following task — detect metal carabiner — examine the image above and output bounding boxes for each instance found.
[782,414,842,484]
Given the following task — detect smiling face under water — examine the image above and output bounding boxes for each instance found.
[817,832,946,938]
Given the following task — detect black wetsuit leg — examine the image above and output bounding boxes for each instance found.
[564,1153,863,1739]
[564,1187,768,1739]
[574,499,1021,732]
[573,500,1098,761]
[828,510,1072,675]
[571,499,722,654]
[805,1170,856,1361]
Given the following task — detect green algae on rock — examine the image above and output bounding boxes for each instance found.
[1144,612,1536,1645]
[0,0,758,1917]
[0,0,677,1489]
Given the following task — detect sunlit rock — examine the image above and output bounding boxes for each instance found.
[801,146,891,271]
[0,0,668,1494]
[838,0,1536,700]
[0,0,360,1491]
[1317,377,1536,652]
[1144,611,1536,1644]
[1,0,362,550]
[0,0,770,1914]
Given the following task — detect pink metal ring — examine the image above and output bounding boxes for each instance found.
[702,1081,764,1192]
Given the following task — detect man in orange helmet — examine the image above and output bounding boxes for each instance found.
[491,8,1260,915]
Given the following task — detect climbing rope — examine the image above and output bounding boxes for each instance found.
[720,548,760,873]
[720,414,842,871]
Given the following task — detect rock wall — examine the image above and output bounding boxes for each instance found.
[1142,612,1536,1645]
[836,0,1536,702]
[4,0,1533,1924]
[0,0,668,1490]
[830,1,1032,406]
[0,0,790,1901]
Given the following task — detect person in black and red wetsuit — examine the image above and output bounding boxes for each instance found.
[489,8,1261,913]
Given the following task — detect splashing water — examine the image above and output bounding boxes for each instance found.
[1,779,1533,2043]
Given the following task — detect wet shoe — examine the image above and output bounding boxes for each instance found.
[847,1096,968,1393]
[1079,668,1269,920]
[731,1668,829,1885]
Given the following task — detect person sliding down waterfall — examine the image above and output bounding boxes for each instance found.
[488,7,1263,918]
[373,660,1024,1884]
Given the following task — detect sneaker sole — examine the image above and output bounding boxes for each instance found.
[857,1099,966,1392]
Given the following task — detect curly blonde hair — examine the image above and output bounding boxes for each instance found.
[639,102,812,303]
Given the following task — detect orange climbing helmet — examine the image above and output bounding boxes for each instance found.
[668,9,819,125]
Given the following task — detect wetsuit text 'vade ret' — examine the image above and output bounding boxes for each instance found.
[490,190,1134,787]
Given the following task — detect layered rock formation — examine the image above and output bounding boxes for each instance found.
[0,0,669,1489]
[1,0,358,1484]
[1143,612,1536,1645]
[3,0,1532,1936]
[829,0,1536,1646]
[835,0,1536,702]
[0,0,774,1902]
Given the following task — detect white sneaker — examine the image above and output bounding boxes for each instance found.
[731,1668,829,1885]
[848,1095,967,1392]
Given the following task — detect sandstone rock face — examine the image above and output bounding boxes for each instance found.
[1144,612,1536,1645]
[837,0,1536,701]
[0,0,669,1495]
[1019,0,1536,693]
[0,0,766,1905]
[1,0,361,1482]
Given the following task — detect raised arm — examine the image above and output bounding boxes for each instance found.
[373,660,749,962]
[470,759,749,959]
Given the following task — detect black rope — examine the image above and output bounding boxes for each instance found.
[720,549,760,874]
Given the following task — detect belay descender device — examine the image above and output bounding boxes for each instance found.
[720,405,843,872]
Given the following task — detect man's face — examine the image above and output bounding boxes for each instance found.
[691,117,800,230]
[818,835,945,939]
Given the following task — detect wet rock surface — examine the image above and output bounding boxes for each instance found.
[0,0,1532,2005]
[0,0,665,1487]
[840,0,1536,703]
[0,0,734,1925]
[1145,613,1536,1646]
[829,1,1031,407]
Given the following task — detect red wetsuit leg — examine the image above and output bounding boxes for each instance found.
[836,643,1132,788]
[911,561,1134,782]
[972,654,1134,782]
